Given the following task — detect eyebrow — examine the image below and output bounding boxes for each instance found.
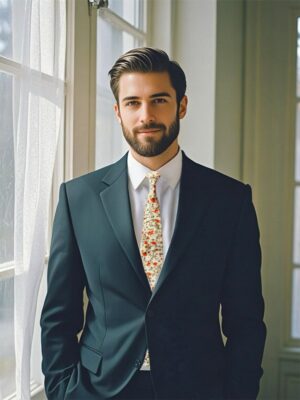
[150,92,171,99]
[121,92,172,103]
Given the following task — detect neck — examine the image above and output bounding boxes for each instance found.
[130,141,179,170]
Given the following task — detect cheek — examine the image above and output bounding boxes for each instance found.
[120,111,138,127]
[162,111,177,126]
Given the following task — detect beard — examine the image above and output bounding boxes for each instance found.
[120,111,180,157]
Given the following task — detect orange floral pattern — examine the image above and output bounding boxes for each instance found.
[140,171,164,368]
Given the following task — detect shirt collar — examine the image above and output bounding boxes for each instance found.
[127,148,182,190]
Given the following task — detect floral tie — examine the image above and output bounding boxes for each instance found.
[140,171,164,368]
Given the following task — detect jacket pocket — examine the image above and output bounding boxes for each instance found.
[80,343,103,374]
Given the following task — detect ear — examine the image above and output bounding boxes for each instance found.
[178,95,188,119]
[114,103,122,124]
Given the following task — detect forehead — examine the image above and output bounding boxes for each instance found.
[118,71,176,100]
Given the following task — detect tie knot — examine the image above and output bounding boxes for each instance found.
[147,171,160,185]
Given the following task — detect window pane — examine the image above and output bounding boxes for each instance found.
[0,72,14,265]
[0,1,65,75]
[109,0,145,31]
[0,0,12,59]
[95,17,143,168]
[0,276,15,398]
[292,268,300,338]
[296,103,300,182]
[293,186,300,265]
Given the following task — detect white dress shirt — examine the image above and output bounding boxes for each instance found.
[127,148,182,260]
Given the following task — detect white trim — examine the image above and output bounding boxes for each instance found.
[64,0,75,181]
[64,0,97,179]
[0,56,21,75]
[141,0,147,35]
[147,0,173,55]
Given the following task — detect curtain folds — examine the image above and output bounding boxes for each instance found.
[13,1,66,398]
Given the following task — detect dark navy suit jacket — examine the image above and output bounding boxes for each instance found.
[40,152,266,399]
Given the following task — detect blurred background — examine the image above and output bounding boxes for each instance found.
[0,0,299,399]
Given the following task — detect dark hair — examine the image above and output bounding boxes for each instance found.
[108,47,186,104]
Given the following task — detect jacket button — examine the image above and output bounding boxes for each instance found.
[147,310,154,318]
[134,359,141,369]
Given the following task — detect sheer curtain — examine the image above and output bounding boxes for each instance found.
[13,1,66,398]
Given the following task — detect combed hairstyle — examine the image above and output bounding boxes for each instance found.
[108,47,187,104]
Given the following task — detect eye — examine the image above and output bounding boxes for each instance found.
[153,98,167,104]
[125,100,140,107]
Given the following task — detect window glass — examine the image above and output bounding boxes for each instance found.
[292,268,300,338]
[0,72,14,265]
[296,103,300,182]
[0,0,65,75]
[0,276,15,398]
[293,186,300,265]
[109,0,145,31]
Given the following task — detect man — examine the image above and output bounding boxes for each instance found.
[40,48,266,400]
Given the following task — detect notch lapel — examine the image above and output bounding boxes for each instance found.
[150,153,216,300]
[100,154,151,295]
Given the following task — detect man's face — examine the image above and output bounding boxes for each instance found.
[114,72,187,157]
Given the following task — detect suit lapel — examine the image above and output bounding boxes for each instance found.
[99,154,151,295]
[150,152,216,300]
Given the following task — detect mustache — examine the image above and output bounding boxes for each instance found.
[133,123,166,134]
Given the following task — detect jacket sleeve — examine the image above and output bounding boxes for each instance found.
[40,183,86,399]
[221,184,267,400]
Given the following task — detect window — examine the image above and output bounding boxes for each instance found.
[95,0,147,168]
[291,17,300,339]
[0,0,66,398]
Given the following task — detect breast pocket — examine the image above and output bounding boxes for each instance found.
[80,343,103,375]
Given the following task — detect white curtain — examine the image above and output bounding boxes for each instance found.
[13,1,66,399]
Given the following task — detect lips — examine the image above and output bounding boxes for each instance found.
[137,129,161,134]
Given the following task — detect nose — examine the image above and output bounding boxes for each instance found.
[139,103,155,125]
